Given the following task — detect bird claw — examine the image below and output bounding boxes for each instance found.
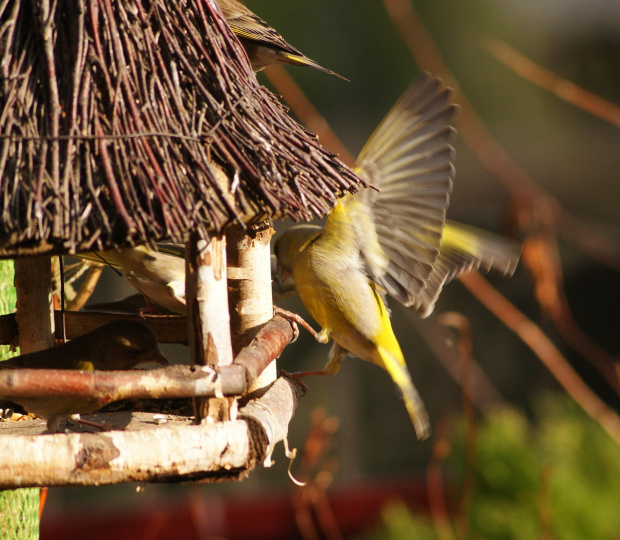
[277,368,330,397]
[273,306,317,343]
[138,295,162,316]
[278,369,308,396]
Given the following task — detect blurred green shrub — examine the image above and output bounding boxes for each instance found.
[368,393,620,539]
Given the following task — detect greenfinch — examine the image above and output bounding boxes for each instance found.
[274,73,521,440]
[217,0,345,78]
[0,320,168,432]
[77,245,187,315]
[75,248,296,314]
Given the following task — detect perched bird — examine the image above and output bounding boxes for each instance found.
[217,0,345,78]
[76,248,295,314]
[0,320,168,432]
[274,73,521,440]
[78,245,187,315]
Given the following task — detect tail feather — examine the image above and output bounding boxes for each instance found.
[379,345,430,440]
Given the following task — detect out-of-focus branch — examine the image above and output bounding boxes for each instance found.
[426,415,456,540]
[382,0,620,271]
[290,408,341,540]
[66,263,104,311]
[482,37,620,128]
[460,271,620,447]
[438,313,478,540]
[264,65,355,167]
[408,315,506,411]
[521,226,620,394]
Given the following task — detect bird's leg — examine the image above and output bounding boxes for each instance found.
[273,307,334,393]
[278,339,345,393]
[138,295,161,316]
[278,368,331,395]
[273,306,329,343]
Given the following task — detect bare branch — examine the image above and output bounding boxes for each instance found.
[0,364,245,403]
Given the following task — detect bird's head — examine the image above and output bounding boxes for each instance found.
[273,225,323,281]
[98,320,168,370]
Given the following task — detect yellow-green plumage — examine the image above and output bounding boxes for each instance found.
[275,73,521,440]
[217,0,345,79]
[76,245,187,314]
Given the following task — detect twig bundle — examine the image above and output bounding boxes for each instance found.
[0,0,363,257]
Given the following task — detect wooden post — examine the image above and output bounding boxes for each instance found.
[186,233,234,423]
[2,257,55,538]
[14,258,55,354]
[227,221,276,392]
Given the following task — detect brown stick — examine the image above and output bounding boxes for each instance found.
[0,364,245,402]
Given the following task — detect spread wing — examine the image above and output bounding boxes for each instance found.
[342,73,458,307]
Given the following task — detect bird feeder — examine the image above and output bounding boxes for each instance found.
[0,0,365,489]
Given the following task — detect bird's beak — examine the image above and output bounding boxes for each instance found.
[277,263,293,284]
[144,347,169,366]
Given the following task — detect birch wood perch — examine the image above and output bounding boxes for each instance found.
[0,377,299,489]
[0,316,295,404]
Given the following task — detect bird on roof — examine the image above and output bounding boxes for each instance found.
[274,73,521,440]
[217,0,346,79]
[0,320,168,432]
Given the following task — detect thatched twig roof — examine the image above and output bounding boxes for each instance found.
[0,0,365,257]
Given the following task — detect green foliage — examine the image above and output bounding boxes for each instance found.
[0,259,17,360]
[368,394,620,540]
[367,501,438,540]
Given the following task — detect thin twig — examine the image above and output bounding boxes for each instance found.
[483,37,620,128]
[460,271,620,447]
[426,415,456,540]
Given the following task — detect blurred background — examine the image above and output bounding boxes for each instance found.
[41,0,620,538]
